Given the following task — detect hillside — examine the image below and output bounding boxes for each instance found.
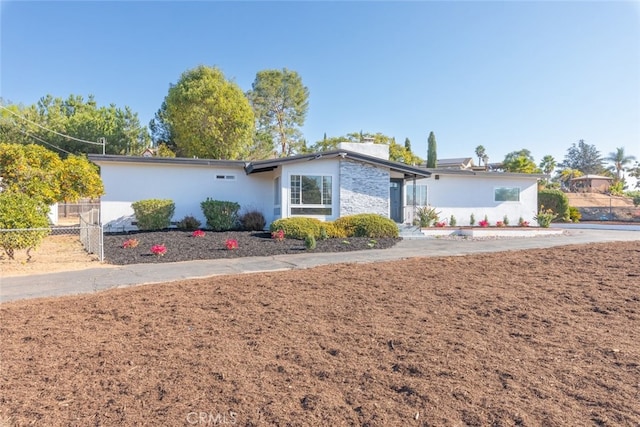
[565,192,635,207]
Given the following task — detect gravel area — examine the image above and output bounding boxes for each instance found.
[103,230,400,265]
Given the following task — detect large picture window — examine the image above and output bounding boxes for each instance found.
[494,187,520,202]
[290,175,332,215]
[406,184,428,206]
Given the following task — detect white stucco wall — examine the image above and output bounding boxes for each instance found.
[404,173,540,226]
[279,158,341,221]
[97,161,273,231]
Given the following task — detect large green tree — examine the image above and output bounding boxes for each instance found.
[426,131,437,168]
[160,66,255,159]
[247,68,309,157]
[559,139,604,175]
[1,95,150,155]
[502,149,540,173]
[0,143,103,205]
[604,147,636,181]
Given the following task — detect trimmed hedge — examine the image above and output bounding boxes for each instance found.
[132,199,175,230]
[538,189,570,222]
[201,199,240,231]
[333,214,399,238]
[269,217,325,239]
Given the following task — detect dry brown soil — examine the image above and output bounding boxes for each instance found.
[1,240,639,426]
[0,234,104,278]
[566,193,635,208]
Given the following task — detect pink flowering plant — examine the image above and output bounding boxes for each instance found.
[435,221,447,228]
[225,239,238,250]
[122,238,139,249]
[192,230,206,238]
[151,244,167,256]
[496,221,505,227]
[478,219,489,228]
[271,229,285,242]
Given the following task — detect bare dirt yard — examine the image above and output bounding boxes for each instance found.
[1,240,639,426]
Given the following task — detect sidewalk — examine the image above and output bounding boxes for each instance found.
[1,227,639,303]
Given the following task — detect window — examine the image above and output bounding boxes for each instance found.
[406,184,428,206]
[290,175,332,215]
[494,187,520,202]
[274,177,281,205]
[215,174,236,181]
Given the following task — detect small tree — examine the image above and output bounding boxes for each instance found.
[427,131,437,168]
[0,193,50,260]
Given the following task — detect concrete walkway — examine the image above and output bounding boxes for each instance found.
[1,226,639,303]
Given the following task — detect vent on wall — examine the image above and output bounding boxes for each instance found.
[435,175,440,180]
[216,175,236,181]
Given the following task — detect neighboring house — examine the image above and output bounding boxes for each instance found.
[88,142,545,231]
[569,175,613,193]
[435,157,475,170]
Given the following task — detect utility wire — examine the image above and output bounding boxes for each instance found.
[0,104,104,146]
[15,127,73,155]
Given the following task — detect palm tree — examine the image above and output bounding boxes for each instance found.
[539,155,557,175]
[605,147,636,181]
[475,145,486,167]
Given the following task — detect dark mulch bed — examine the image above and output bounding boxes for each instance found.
[103,230,400,265]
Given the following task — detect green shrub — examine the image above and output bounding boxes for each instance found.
[131,199,175,231]
[304,234,317,250]
[333,214,399,238]
[176,215,201,231]
[449,215,457,227]
[201,199,240,231]
[538,189,570,222]
[626,191,640,207]
[568,206,582,223]
[470,213,476,226]
[319,226,328,240]
[269,217,325,239]
[239,210,266,231]
[413,206,440,227]
[534,206,558,228]
[503,215,509,226]
[609,181,624,196]
[0,192,51,260]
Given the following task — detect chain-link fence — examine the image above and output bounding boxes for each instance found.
[0,203,104,262]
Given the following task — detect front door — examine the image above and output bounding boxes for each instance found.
[389,179,403,223]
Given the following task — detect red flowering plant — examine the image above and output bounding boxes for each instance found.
[478,219,489,228]
[151,244,167,256]
[435,221,447,228]
[225,239,238,250]
[122,238,139,249]
[192,230,206,238]
[271,229,285,242]
[496,221,505,227]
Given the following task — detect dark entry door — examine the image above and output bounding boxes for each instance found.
[389,179,403,223]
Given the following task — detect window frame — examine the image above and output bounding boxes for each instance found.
[289,174,333,216]
[405,184,428,206]
[494,186,521,202]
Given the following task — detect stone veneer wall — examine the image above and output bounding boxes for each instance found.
[339,160,390,217]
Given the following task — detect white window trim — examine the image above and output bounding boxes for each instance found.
[405,183,428,206]
[288,173,335,217]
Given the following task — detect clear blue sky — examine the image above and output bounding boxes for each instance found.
[1,1,639,168]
